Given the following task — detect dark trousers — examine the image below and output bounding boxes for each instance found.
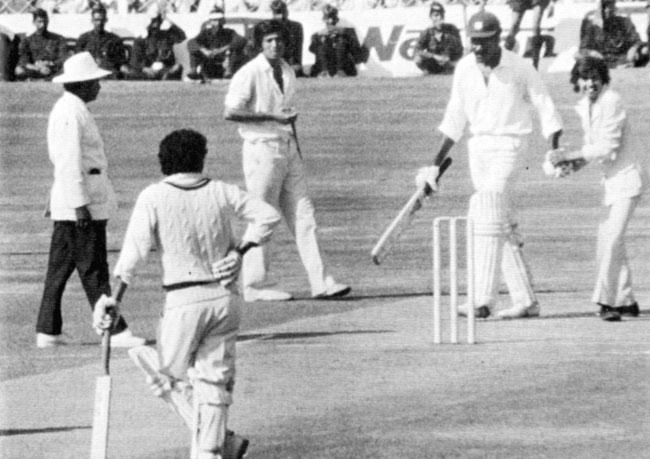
[36,220,128,335]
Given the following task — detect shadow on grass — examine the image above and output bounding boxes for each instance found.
[0,425,90,436]
[238,329,393,342]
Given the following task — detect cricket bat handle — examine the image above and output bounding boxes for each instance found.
[100,283,125,375]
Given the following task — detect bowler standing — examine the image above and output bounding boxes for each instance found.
[224,20,351,302]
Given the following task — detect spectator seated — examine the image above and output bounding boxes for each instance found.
[14,8,68,81]
[578,0,649,68]
[75,5,130,78]
[308,4,368,77]
[128,5,186,80]
[413,1,463,75]
[185,7,247,82]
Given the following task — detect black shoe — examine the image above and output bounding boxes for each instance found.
[598,304,622,322]
[615,302,639,317]
[224,430,249,459]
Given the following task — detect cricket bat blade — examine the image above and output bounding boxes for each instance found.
[90,331,111,459]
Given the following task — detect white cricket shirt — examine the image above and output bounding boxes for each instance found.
[439,49,562,142]
[113,174,281,287]
[224,53,296,142]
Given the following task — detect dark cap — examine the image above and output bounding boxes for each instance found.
[429,1,445,17]
[322,4,338,19]
[270,0,287,13]
[466,11,501,38]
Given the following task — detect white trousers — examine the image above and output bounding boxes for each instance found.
[241,137,329,295]
[591,196,639,307]
[159,285,239,458]
[467,135,537,309]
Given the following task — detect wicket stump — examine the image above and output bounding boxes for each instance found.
[432,217,475,344]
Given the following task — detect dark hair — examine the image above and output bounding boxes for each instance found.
[158,129,207,175]
[253,20,285,48]
[429,1,445,18]
[91,5,107,17]
[322,4,338,19]
[270,0,287,14]
[32,8,48,20]
[570,55,610,92]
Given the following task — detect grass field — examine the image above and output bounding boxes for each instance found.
[0,71,649,457]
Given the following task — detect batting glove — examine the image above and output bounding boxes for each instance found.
[415,165,440,192]
[92,294,119,335]
[211,250,242,286]
[146,374,172,398]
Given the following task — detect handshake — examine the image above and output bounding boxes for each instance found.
[543,148,587,178]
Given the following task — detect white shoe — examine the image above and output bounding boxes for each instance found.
[243,287,293,302]
[496,302,540,319]
[457,303,491,319]
[110,329,146,348]
[36,333,67,348]
[313,276,351,299]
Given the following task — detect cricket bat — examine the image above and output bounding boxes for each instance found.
[90,286,124,459]
[90,329,112,459]
[371,157,452,265]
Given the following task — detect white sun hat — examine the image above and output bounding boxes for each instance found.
[52,52,112,83]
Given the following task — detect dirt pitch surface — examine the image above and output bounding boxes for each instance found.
[1,70,649,458]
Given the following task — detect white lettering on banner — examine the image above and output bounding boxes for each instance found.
[1,3,647,77]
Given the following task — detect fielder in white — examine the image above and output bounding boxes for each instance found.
[547,55,647,321]
[416,11,563,319]
[224,20,350,302]
[93,129,281,459]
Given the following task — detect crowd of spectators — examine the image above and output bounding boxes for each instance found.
[1,0,649,81]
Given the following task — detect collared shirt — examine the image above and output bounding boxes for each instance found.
[439,49,562,142]
[17,30,67,70]
[113,174,281,287]
[224,53,296,141]
[47,91,116,221]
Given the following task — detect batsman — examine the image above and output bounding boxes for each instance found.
[416,11,563,319]
[93,129,281,458]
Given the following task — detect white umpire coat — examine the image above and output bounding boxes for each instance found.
[47,91,116,221]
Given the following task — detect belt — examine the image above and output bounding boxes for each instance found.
[88,168,101,175]
[163,280,218,292]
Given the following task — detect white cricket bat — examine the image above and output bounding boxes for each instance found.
[128,345,193,429]
[90,330,111,459]
[371,157,452,265]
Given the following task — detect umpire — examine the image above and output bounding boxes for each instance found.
[36,52,145,348]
